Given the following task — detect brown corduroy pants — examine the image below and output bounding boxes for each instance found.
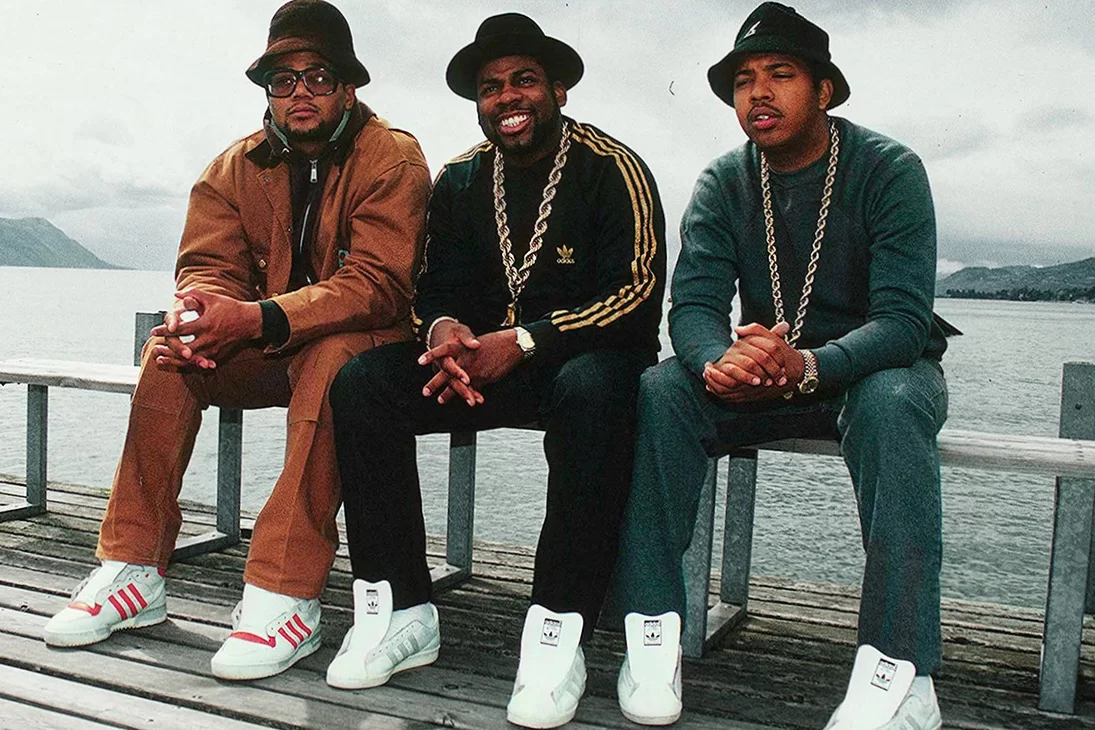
[97,331,380,598]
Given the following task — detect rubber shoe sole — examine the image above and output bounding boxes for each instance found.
[327,644,440,690]
[211,632,322,681]
[43,603,168,648]
[506,705,579,730]
[620,706,682,726]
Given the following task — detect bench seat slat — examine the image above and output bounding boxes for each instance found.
[0,359,137,394]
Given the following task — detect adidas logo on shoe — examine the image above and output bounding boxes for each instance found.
[211,583,322,681]
[43,561,167,647]
[824,644,942,730]
[326,579,440,690]
[618,611,682,726]
[507,605,586,729]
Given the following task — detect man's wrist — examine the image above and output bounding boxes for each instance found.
[425,316,459,347]
[797,349,819,394]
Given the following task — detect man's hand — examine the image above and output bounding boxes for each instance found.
[149,289,262,370]
[419,320,484,406]
[418,322,525,407]
[703,321,806,403]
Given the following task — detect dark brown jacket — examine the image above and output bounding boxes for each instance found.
[175,103,430,352]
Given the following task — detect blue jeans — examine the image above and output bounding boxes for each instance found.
[616,356,948,673]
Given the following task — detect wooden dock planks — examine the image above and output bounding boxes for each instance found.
[0,476,1093,729]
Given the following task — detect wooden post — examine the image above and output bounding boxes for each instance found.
[1039,361,1095,713]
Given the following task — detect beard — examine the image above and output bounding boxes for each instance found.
[282,114,343,144]
[479,98,563,161]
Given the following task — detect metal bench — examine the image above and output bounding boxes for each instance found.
[440,362,1095,713]
[0,312,243,559]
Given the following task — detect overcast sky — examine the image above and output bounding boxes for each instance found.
[2,0,1094,272]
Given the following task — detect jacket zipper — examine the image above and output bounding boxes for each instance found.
[299,159,318,284]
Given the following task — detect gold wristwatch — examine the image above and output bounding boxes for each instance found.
[514,326,536,359]
[798,349,819,394]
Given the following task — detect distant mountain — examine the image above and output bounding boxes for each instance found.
[939,257,1095,302]
[0,217,120,269]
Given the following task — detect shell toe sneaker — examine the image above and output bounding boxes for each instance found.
[617,611,683,726]
[43,561,167,647]
[210,583,321,681]
[824,644,942,730]
[507,605,587,729]
[326,579,440,689]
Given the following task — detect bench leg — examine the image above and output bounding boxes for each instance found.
[682,458,719,658]
[431,431,476,591]
[173,407,243,559]
[1040,362,1095,713]
[2,385,49,522]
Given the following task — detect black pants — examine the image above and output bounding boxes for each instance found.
[330,340,651,639]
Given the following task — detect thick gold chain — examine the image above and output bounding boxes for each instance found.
[493,120,571,325]
[760,119,840,348]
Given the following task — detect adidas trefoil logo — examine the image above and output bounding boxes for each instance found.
[556,245,575,265]
[741,20,761,39]
[643,619,662,646]
[871,658,898,690]
[365,589,380,615]
[540,617,562,646]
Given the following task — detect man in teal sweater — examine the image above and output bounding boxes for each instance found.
[613,4,949,729]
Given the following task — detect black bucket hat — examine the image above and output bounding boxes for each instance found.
[446,13,584,101]
[708,2,849,109]
[246,0,370,88]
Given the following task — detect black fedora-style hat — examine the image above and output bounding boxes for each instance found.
[708,2,849,109]
[446,13,584,101]
[246,0,370,88]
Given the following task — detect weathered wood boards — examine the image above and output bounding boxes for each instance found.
[1,478,1093,729]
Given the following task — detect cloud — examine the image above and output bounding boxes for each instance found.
[1016,106,1094,134]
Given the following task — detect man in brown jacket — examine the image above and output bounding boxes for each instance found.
[42,0,430,682]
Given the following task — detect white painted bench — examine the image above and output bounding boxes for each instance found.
[442,362,1095,714]
[0,311,243,560]
[2,314,1093,713]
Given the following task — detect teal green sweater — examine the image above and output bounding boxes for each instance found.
[670,117,947,396]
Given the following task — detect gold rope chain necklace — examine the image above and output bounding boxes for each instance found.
[493,120,572,327]
[760,119,840,349]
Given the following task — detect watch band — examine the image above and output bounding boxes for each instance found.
[798,349,820,394]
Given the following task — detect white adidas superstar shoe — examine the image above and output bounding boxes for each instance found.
[506,605,587,729]
[43,561,167,647]
[823,644,942,730]
[618,611,683,725]
[326,578,440,689]
[210,583,321,680]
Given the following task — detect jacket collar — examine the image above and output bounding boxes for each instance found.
[245,100,375,168]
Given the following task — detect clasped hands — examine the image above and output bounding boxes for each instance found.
[703,321,806,403]
[418,320,524,407]
[148,289,262,371]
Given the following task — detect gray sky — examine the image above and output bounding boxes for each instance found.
[2,0,1094,272]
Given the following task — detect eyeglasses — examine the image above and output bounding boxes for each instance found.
[263,66,340,98]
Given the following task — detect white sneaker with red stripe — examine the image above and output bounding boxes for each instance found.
[210,583,321,680]
[43,561,167,647]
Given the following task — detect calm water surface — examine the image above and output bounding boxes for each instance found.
[1,267,1093,608]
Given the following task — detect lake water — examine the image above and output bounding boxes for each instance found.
[1,266,1094,608]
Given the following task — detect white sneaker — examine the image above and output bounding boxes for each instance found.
[43,561,166,647]
[507,605,587,729]
[326,578,440,689]
[618,611,683,725]
[210,583,321,680]
[824,645,942,730]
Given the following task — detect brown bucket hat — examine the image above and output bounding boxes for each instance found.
[246,0,370,88]
[446,13,583,101]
